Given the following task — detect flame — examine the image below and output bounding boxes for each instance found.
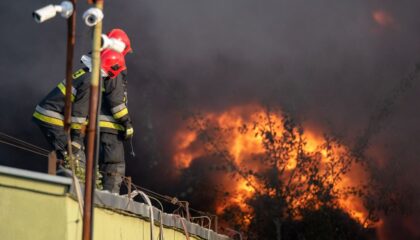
[173,104,371,227]
[336,163,369,225]
[216,177,256,213]
[173,130,198,168]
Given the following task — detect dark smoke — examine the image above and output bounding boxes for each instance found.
[0,0,419,239]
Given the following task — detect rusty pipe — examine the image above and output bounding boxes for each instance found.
[82,0,103,240]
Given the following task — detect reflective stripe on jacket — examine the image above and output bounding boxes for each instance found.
[33,68,90,129]
[99,115,125,131]
[33,105,64,127]
[100,70,132,134]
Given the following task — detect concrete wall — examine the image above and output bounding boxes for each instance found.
[0,166,205,240]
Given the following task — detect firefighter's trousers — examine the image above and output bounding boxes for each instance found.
[99,132,125,194]
[35,121,68,159]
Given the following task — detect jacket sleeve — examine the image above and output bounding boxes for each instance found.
[70,73,90,144]
[103,71,132,128]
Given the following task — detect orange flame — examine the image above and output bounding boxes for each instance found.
[173,130,199,168]
[173,104,371,226]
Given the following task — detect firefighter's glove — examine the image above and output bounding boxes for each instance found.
[71,141,83,158]
[124,124,134,140]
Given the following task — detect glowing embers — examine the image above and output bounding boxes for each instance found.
[172,104,370,226]
[372,9,396,28]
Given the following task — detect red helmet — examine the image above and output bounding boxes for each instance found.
[107,28,132,56]
[101,49,126,78]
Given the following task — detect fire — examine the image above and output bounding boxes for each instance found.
[173,104,371,227]
[336,162,369,225]
[216,177,256,214]
[173,130,199,168]
[372,10,395,28]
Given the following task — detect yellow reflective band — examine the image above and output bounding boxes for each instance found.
[33,112,64,127]
[99,121,125,131]
[57,83,75,101]
[126,127,134,136]
[72,69,86,79]
[70,123,83,130]
[113,108,128,119]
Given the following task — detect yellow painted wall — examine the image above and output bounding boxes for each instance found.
[0,173,203,240]
[0,175,69,240]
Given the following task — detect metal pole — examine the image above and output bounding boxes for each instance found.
[63,0,76,133]
[47,151,57,175]
[185,201,191,221]
[190,216,212,230]
[63,0,76,175]
[82,1,103,240]
[226,228,243,240]
[57,0,85,218]
[179,201,191,221]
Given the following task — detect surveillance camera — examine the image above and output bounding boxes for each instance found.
[82,8,104,27]
[100,34,126,53]
[33,1,73,23]
[33,5,56,23]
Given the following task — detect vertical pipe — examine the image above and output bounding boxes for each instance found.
[82,1,103,240]
[185,201,191,221]
[61,0,85,218]
[63,0,77,133]
[89,71,102,235]
[47,151,57,175]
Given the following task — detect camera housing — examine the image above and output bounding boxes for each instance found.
[82,8,104,27]
[33,1,73,23]
[100,34,126,53]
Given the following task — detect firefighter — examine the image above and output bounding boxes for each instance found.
[98,29,134,193]
[33,50,127,174]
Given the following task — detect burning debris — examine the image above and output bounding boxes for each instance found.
[172,104,378,238]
